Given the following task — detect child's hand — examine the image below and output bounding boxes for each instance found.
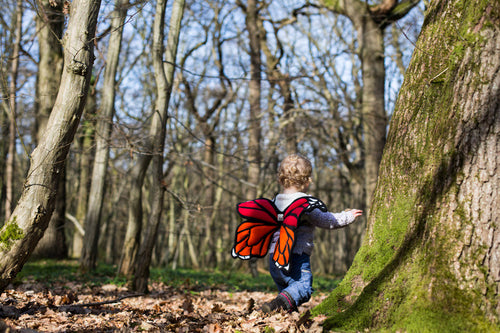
[348,209,363,218]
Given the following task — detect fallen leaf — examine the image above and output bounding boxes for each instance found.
[211,303,225,313]
[246,298,255,313]
[181,296,194,313]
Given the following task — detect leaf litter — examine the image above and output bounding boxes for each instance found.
[0,280,328,332]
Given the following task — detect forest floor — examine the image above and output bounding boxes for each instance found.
[0,261,332,332]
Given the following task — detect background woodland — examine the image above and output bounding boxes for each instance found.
[0,0,422,280]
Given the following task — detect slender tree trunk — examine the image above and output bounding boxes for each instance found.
[72,87,96,258]
[118,156,149,276]
[0,107,6,220]
[239,0,262,278]
[200,136,216,265]
[356,19,386,212]
[4,0,22,222]
[34,0,64,137]
[0,0,102,292]
[316,0,500,330]
[80,0,128,271]
[322,0,420,214]
[129,0,185,292]
[211,150,225,266]
[32,0,67,259]
[259,18,297,154]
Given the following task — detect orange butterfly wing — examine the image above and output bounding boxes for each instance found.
[231,199,279,260]
[272,197,327,271]
[271,197,308,270]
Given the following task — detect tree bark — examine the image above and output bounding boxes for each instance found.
[4,0,23,222]
[0,0,102,292]
[32,0,67,259]
[80,0,128,271]
[315,0,500,330]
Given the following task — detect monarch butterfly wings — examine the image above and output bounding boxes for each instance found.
[231,198,280,260]
[272,197,327,271]
[231,196,327,272]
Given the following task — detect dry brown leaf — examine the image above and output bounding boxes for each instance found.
[181,296,194,313]
[211,303,225,313]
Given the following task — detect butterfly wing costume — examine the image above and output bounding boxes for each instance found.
[231,196,327,271]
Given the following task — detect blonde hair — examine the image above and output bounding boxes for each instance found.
[278,154,312,191]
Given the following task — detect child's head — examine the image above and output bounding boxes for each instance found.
[278,154,312,191]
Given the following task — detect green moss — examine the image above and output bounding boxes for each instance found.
[361,196,414,281]
[320,247,499,333]
[317,183,499,332]
[390,263,499,333]
[0,217,24,251]
[313,194,416,318]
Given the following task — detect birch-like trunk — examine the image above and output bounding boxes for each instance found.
[0,0,101,292]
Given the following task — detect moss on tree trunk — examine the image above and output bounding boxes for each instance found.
[314,0,500,331]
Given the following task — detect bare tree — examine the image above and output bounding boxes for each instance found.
[120,0,184,289]
[0,0,102,291]
[80,0,129,271]
[131,0,185,292]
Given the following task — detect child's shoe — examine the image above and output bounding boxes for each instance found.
[261,291,296,313]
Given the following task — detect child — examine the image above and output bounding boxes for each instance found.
[253,154,362,313]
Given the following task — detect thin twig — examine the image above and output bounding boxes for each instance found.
[58,293,144,309]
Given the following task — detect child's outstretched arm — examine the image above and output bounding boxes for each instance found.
[306,208,363,229]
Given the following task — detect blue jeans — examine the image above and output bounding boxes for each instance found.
[269,252,314,307]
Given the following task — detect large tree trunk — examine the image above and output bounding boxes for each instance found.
[131,0,184,292]
[0,0,101,292]
[315,0,500,330]
[32,0,67,259]
[80,0,128,271]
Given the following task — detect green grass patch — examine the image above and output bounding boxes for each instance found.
[15,259,127,287]
[15,259,341,293]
